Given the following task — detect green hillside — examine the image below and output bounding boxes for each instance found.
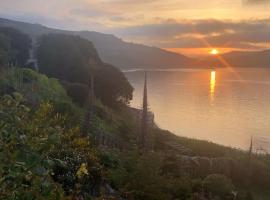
[0,27,270,200]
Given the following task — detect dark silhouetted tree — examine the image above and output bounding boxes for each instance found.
[37,34,133,108]
[139,72,148,150]
[82,75,94,136]
[94,63,133,107]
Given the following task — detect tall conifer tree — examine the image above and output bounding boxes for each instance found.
[140,72,148,149]
[82,75,94,136]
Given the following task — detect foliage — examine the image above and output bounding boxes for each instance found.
[36,34,133,107]
[249,159,270,190]
[107,152,194,200]
[0,68,82,126]
[0,33,11,66]
[0,94,63,199]
[37,34,101,84]
[153,128,245,158]
[50,126,103,197]
[0,27,31,67]
[203,174,234,198]
[108,152,172,200]
[0,92,106,199]
[0,68,71,105]
[94,63,133,107]
[61,81,89,106]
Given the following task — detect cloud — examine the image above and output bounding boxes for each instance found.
[0,0,270,51]
[245,0,270,4]
[70,8,113,18]
[113,19,270,50]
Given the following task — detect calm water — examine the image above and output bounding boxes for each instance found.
[125,68,270,152]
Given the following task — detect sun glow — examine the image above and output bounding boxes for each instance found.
[210,71,216,103]
[210,49,219,55]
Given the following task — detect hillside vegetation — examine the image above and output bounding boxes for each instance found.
[0,27,270,200]
[0,27,31,67]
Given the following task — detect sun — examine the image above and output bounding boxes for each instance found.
[210,49,219,55]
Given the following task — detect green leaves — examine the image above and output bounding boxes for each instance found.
[0,68,73,111]
[0,92,103,199]
[0,94,64,199]
[36,34,133,108]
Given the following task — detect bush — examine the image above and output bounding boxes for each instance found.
[203,174,234,198]
[50,127,103,197]
[0,93,105,199]
[61,81,89,106]
[0,68,71,105]
[0,94,63,199]
[0,68,84,129]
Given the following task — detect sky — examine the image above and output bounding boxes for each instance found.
[0,0,270,56]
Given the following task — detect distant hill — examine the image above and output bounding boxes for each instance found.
[221,50,270,68]
[0,18,193,69]
[197,49,270,68]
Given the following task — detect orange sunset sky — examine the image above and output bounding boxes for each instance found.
[1,0,270,56]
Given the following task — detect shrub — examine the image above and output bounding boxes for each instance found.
[0,94,63,199]
[0,68,71,105]
[203,174,234,198]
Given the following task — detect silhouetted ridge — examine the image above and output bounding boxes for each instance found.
[0,17,193,69]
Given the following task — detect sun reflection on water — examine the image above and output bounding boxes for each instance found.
[210,71,216,102]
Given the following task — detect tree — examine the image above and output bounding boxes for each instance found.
[139,72,148,149]
[0,33,11,66]
[37,34,133,108]
[94,63,133,107]
[81,75,94,136]
[0,27,31,66]
[37,34,101,84]
[61,81,89,106]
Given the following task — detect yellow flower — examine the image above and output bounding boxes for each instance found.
[74,138,89,147]
[76,163,89,179]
